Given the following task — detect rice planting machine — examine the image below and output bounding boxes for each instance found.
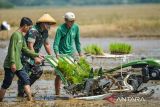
[44,55,160,99]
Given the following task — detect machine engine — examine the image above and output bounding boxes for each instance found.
[142,67,160,82]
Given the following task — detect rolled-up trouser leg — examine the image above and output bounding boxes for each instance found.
[16,68,30,97]
[17,80,25,97]
[17,64,30,97]
[29,65,43,85]
[16,68,30,86]
[1,68,15,89]
[17,65,43,96]
[0,68,15,101]
[17,63,32,97]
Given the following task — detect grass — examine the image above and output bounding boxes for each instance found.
[0,4,160,40]
[109,42,132,54]
[83,44,104,55]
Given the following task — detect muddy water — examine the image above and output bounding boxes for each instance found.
[80,37,160,58]
[0,37,160,105]
[1,37,160,68]
[0,80,66,102]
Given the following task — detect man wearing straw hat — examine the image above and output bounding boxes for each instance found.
[17,14,56,97]
[53,12,82,95]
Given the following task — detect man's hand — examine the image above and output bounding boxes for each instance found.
[79,52,83,57]
[38,54,44,59]
[35,54,44,65]
[56,54,60,59]
[34,57,42,65]
[11,64,16,72]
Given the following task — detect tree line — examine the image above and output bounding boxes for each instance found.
[0,0,160,8]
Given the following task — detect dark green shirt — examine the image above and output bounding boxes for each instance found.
[25,24,49,53]
[3,31,39,70]
[53,23,81,54]
[21,24,49,64]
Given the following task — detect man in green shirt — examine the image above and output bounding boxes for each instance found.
[53,12,82,95]
[17,14,56,97]
[0,17,43,101]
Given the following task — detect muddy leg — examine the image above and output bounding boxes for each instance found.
[55,75,61,95]
[24,85,33,101]
[0,88,6,102]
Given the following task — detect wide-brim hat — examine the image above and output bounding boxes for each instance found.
[37,14,56,25]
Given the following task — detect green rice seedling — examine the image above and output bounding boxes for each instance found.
[77,57,91,73]
[83,44,104,55]
[57,58,75,76]
[83,45,93,54]
[57,57,92,84]
[109,42,132,54]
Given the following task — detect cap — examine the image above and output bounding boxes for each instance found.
[64,12,75,21]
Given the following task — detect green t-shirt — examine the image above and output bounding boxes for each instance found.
[3,31,39,70]
[53,23,81,55]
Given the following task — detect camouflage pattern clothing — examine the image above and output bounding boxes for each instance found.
[18,24,48,97]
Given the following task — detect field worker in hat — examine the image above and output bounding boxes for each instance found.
[17,14,56,97]
[0,21,11,31]
[0,17,43,101]
[53,12,82,95]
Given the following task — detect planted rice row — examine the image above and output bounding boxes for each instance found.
[83,43,132,55]
[109,43,132,54]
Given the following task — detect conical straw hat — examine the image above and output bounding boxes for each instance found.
[37,14,56,24]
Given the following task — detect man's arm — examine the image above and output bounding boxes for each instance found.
[25,30,43,64]
[8,33,17,72]
[27,42,35,51]
[27,41,43,64]
[53,28,62,58]
[44,41,52,55]
[75,26,82,56]
[22,39,39,58]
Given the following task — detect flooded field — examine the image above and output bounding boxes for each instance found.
[0,37,160,106]
[0,78,160,107]
[0,79,160,107]
[1,37,160,68]
[1,37,160,70]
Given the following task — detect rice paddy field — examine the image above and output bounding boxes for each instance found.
[0,4,160,107]
[0,4,160,40]
[0,37,160,106]
[0,71,160,107]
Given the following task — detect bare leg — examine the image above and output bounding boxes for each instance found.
[24,85,33,101]
[0,88,6,102]
[55,75,61,95]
